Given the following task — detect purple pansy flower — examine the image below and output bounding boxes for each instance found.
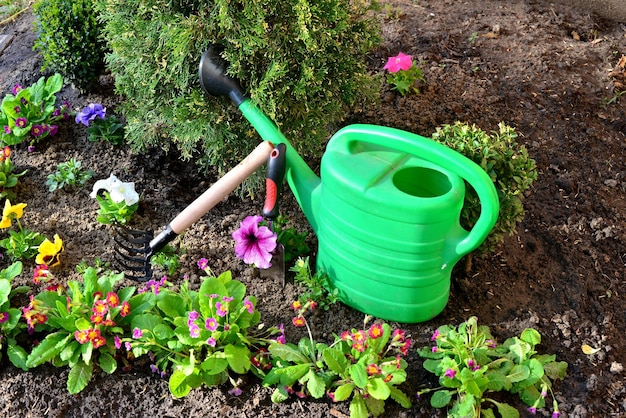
[231,215,277,269]
[75,103,106,126]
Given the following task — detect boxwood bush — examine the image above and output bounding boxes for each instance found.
[97,0,382,190]
[33,0,107,92]
[431,121,538,255]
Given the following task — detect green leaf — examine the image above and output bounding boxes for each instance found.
[349,393,368,418]
[305,370,326,399]
[157,291,187,318]
[364,396,385,416]
[507,364,530,383]
[520,328,541,346]
[0,261,22,280]
[430,390,453,408]
[544,361,568,380]
[491,400,520,418]
[153,323,176,340]
[99,352,117,374]
[201,355,229,375]
[333,383,355,401]
[349,363,368,389]
[0,280,10,305]
[60,341,80,362]
[131,313,163,333]
[271,385,289,403]
[7,343,29,371]
[366,377,391,400]
[389,386,412,409]
[26,332,72,368]
[224,344,251,374]
[274,364,311,385]
[269,342,311,364]
[169,369,192,398]
[119,292,156,324]
[198,276,227,316]
[322,347,348,374]
[67,361,93,394]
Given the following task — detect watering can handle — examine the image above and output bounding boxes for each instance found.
[334,124,500,257]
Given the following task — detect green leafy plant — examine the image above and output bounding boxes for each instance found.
[86,114,125,145]
[33,0,107,91]
[0,74,70,147]
[0,145,27,201]
[0,261,30,370]
[431,122,537,255]
[46,158,95,192]
[271,215,310,263]
[383,52,425,95]
[24,266,132,394]
[149,244,181,277]
[417,316,567,418]
[264,313,412,418]
[290,256,338,312]
[125,262,279,398]
[90,174,140,225]
[0,200,45,261]
[97,0,382,191]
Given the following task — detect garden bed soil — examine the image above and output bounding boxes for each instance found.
[0,1,625,417]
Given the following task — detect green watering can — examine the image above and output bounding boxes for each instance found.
[199,48,500,323]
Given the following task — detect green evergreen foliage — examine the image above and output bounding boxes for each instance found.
[431,122,538,254]
[97,0,382,190]
[32,0,107,92]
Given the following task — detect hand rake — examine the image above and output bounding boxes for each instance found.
[114,140,274,281]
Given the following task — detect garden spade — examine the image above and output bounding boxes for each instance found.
[114,140,274,281]
[260,143,287,286]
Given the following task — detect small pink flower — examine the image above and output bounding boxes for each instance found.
[189,324,200,338]
[0,312,9,323]
[292,316,306,327]
[444,368,456,379]
[431,329,440,341]
[244,299,254,314]
[132,328,143,339]
[215,302,228,317]
[114,336,122,349]
[205,317,218,331]
[228,387,242,396]
[197,257,209,270]
[383,52,413,73]
[207,337,217,347]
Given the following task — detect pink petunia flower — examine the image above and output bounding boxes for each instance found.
[383,52,413,73]
[231,215,277,269]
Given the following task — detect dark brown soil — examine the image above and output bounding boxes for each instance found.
[1,1,625,417]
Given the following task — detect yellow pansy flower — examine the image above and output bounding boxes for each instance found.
[36,234,64,266]
[0,200,27,229]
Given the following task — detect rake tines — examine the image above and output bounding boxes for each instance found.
[112,225,154,281]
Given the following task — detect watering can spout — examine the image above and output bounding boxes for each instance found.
[198,47,322,232]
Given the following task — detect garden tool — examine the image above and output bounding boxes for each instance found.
[259,143,287,286]
[199,47,500,323]
[114,140,274,281]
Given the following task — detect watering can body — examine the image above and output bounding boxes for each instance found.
[198,50,499,323]
[239,102,499,323]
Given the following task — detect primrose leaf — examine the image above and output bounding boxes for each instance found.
[366,377,391,400]
[507,364,530,383]
[349,393,368,418]
[26,332,72,368]
[169,369,192,398]
[7,343,28,371]
[201,355,229,375]
[349,363,368,389]
[389,386,412,408]
[67,360,93,394]
[322,347,348,374]
[157,291,187,318]
[491,399,521,418]
[333,383,355,401]
[99,352,117,374]
[268,342,311,364]
[224,344,251,374]
[430,389,453,408]
[520,328,541,346]
[306,370,327,399]
[271,385,289,403]
[364,396,385,416]
[0,280,10,305]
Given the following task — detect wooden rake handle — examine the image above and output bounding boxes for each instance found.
[169,140,274,233]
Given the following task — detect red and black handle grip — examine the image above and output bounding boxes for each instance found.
[263,143,287,219]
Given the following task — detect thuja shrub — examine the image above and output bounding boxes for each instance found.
[97,0,381,189]
[431,122,538,255]
[33,0,107,91]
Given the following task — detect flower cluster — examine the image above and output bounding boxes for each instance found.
[232,215,277,269]
[21,295,48,333]
[74,291,130,349]
[382,52,425,95]
[0,75,70,147]
[417,316,567,418]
